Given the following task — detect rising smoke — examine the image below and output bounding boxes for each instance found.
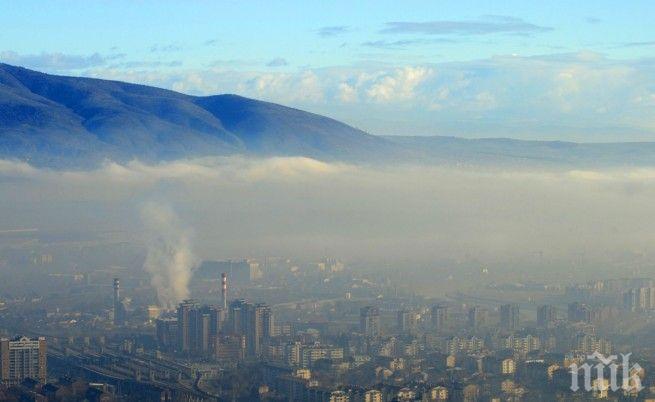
[141,201,197,308]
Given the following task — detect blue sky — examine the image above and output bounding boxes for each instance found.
[1,0,654,141]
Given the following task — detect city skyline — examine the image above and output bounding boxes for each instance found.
[1,2,655,400]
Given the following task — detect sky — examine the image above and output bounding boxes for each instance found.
[1,0,654,141]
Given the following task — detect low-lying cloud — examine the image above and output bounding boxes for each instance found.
[1,157,655,271]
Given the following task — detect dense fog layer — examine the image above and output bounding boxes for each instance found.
[1,157,655,270]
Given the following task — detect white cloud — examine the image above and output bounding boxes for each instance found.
[366,66,434,102]
[337,82,357,103]
[54,52,655,139]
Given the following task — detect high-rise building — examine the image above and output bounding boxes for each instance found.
[397,309,418,335]
[500,304,520,330]
[360,306,381,338]
[226,300,273,358]
[623,287,655,312]
[244,303,273,358]
[467,306,487,330]
[229,299,248,335]
[0,336,47,384]
[567,302,591,323]
[176,300,226,355]
[155,317,178,350]
[431,304,449,332]
[177,299,199,353]
[285,341,302,366]
[537,305,557,327]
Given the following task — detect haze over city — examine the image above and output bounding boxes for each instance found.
[0,1,654,401]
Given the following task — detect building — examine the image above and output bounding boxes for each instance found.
[300,344,344,368]
[501,358,516,374]
[194,305,217,354]
[567,302,591,323]
[431,304,449,332]
[0,336,47,384]
[227,299,245,335]
[501,335,541,355]
[363,389,382,402]
[317,258,345,273]
[428,386,448,401]
[445,336,484,355]
[285,341,302,366]
[176,300,226,355]
[576,334,612,355]
[500,304,519,330]
[244,303,273,358]
[360,307,380,338]
[226,300,273,358]
[537,305,557,327]
[446,355,456,368]
[328,391,350,402]
[177,299,199,353]
[623,287,655,312]
[396,388,416,401]
[155,317,178,350]
[467,306,487,330]
[216,335,245,361]
[396,310,418,335]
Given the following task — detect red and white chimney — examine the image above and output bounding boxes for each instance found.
[221,272,228,309]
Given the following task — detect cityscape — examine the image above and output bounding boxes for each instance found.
[1,244,655,400]
[1,1,655,401]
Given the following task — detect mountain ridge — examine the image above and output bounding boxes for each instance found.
[1,63,655,168]
[0,63,392,167]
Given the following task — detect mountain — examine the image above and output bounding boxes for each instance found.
[1,62,655,168]
[0,63,392,167]
[384,136,655,167]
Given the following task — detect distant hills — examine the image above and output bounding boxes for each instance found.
[1,63,654,168]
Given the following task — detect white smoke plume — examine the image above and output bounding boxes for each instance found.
[141,201,197,308]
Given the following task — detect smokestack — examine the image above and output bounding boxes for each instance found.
[221,272,227,310]
[113,278,120,304]
[113,278,123,326]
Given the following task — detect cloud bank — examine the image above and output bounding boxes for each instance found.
[68,52,655,141]
[1,157,655,273]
